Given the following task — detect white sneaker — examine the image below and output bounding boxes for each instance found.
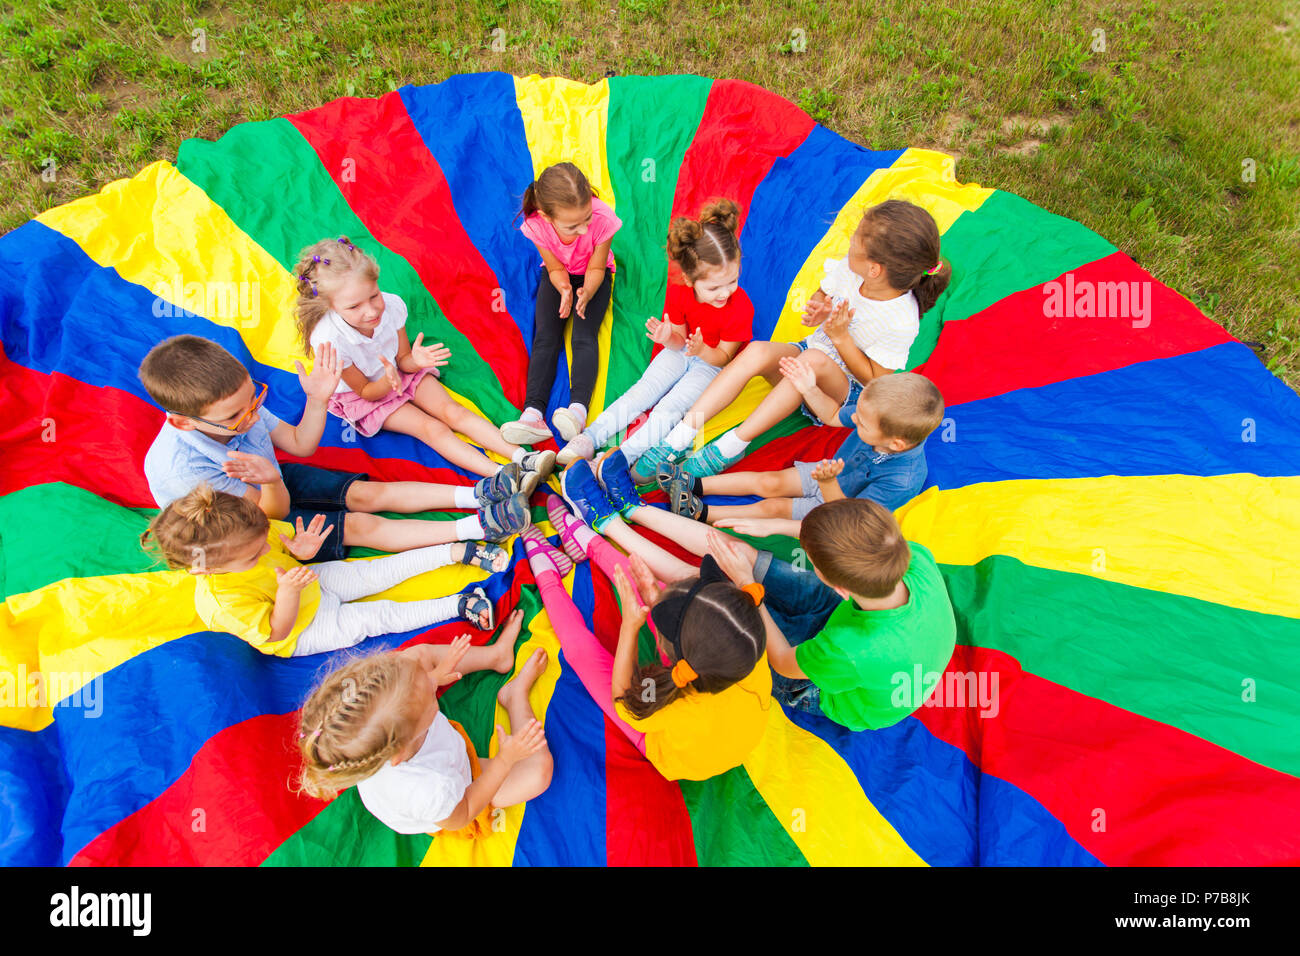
[500,416,552,445]
[557,433,596,467]
[552,407,586,442]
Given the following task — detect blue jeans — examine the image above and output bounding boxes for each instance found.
[585,348,720,463]
[754,550,842,716]
[282,462,367,562]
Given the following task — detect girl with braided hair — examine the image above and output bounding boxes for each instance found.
[296,624,551,836]
[292,236,555,511]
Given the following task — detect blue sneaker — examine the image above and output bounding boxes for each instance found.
[560,459,619,532]
[629,440,684,485]
[594,450,643,515]
[480,492,531,542]
[474,464,521,507]
[681,440,743,479]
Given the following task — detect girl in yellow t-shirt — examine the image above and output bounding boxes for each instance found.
[141,483,508,658]
[527,496,772,781]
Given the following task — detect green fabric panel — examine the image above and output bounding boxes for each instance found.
[906,191,1118,369]
[0,482,157,600]
[940,556,1300,777]
[260,786,432,866]
[174,120,512,423]
[603,75,713,408]
[679,765,808,866]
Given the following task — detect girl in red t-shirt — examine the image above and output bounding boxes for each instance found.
[556,199,753,484]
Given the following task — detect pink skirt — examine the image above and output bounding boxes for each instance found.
[327,366,436,437]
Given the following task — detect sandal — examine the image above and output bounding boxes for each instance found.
[665,471,707,521]
[460,541,507,573]
[457,586,495,631]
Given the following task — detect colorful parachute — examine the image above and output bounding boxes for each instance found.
[2,73,1298,866]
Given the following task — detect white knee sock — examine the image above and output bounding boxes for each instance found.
[453,486,478,508]
[715,430,750,458]
[455,515,485,540]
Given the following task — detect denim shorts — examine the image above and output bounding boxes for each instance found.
[793,339,863,426]
[754,549,843,716]
[281,462,367,562]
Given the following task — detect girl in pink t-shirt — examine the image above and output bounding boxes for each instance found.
[500,162,622,447]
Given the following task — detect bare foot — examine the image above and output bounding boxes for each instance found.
[489,609,525,673]
[497,646,548,707]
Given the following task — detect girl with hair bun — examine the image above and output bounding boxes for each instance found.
[555,198,753,485]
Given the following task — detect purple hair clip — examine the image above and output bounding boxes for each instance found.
[336,237,354,249]
[312,255,331,265]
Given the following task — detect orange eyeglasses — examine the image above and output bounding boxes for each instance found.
[173,381,269,433]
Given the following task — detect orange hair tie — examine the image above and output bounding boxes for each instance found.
[741,582,765,606]
[671,659,698,688]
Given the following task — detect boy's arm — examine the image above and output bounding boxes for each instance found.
[713,516,804,539]
[269,405,327,459]
[223,451,290,519]
[761,604,809,679]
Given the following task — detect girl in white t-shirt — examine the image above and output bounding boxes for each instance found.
[293,237,555,491]
[296,615,552,836]
[634,200,951,481]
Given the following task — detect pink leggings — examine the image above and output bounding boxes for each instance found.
[528,535,647,755]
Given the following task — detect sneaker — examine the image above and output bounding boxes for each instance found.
[516,449,557,496]
[479,491,531,542]
[521,526,574,577]
[545,493,590,564]
[681,440,743,479]
[629,440,684,485]
[594,449,643,515]
[552,406,586,442]
[500,415,552,446]
[560,459,619,533]
[474,464,521,507]
[556,432,596,467]
[660,464,706,520]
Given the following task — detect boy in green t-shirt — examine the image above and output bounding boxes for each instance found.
[626,497,957,731]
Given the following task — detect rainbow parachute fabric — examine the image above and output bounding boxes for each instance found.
[2,72,1299,867]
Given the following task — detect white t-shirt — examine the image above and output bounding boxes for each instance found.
[806,257,920,372]
[356,710,473,834]
[310,291,409,395]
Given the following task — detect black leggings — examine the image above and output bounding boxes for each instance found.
[524,266,612,412]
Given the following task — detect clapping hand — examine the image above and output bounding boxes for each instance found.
[778,355,817,394]
[297,342,344,402]
[223,450,281,485]
[409,333,452,371]
[823,298,855,342]
[683,328,705,357]
[274,564,318,592]
[279,513,336,562]
[377,355,402,394]
[801,292,833,328]
[811,458,845,483]
[645,316,674,346]
[706,528,757,587]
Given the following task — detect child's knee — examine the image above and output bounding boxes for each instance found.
[343,511,382,537]
[756,472,788,497]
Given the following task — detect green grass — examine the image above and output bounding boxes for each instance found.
[2,0,1297,384]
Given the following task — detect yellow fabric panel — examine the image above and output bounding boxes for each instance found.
[896,475,1300,619]
[768,148,994,344]
[420,599,566,866]
[743,704,925,865]
[513,75,617,421]
[0,570,201,731]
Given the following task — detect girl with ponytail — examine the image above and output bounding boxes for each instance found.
[555,198,754,485]
[142,483,515,658]
[519,494,771,782]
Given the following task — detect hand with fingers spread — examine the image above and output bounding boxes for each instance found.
[778,355,817,395]
[223,450,281,486]
[274,564,318,593]
[279,513,336,562]
[377,355,402,395]
[801,291,833,327]
[297,341,344,403]
[683,327,705,357]
[431,633,473,687]
[496,718,547,765]
[409,332,452,370]
[823,298,856,343]
[811,458,845,483]
[645,316,674,346]
[706,528,757,588]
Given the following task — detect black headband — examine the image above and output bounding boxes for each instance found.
[648,554,728,658]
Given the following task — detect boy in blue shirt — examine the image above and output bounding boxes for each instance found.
[139,335,534,561]
[658,369,942,533]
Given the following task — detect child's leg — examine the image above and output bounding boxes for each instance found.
[291,589,464,656]
[523,541,646,754]
[409,609,524,676]
[568,270,612,411]
[599,514,697,582]
[732,353,850,443]
[625,504,761,566]
[383,403,499,477]
[706,499,796,524]
[522,267,568,415]
[341,512,467,552]
[664,342,800,444]
[620,358,718,464]
[584,348,687,449]
[411,377,522,461]
[483,646,554,807]
[345,480,464,514]
[312,543,460,602]
[701,467,804,499]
